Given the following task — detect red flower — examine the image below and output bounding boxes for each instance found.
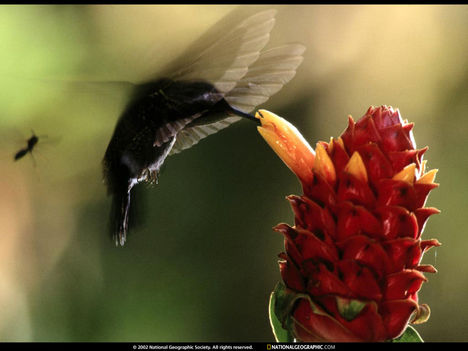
[257,106,440,342]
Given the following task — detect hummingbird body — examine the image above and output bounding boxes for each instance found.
[103,79,223,190]
[101,9,306,246]
[103,78,252,245]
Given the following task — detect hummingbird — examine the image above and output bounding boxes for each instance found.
[102,9,305,246]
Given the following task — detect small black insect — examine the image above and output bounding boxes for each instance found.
[14,131,39,163]
[102,9,306,246]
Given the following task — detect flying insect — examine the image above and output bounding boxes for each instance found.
[14,131,39,164]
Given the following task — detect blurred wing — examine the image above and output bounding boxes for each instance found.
[169,116,240,155]
[225,44,305,112]
[169,43,305,155]
[153,113,203,147]
[49,10,277,102]
[156,9,277,95]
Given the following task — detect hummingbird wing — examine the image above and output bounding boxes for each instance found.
[155,9,277,96]
[138,9,281,156]
[169,43,305,155]
[224,44,305,112]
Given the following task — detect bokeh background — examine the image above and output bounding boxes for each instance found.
[0,4,466,342]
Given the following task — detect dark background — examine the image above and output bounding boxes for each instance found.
[0,5,465,341]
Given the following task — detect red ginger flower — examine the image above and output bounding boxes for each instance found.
[257,106,441,342]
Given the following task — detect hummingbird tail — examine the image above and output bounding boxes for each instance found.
[110,189,131,246]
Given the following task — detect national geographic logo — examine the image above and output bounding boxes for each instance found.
[267,345,336,350]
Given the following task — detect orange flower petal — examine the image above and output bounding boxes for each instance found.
[393,163,416,184]
[416,169,438,185]
[256,110,315,183]
[344,152,368,183]
[313,143,337,185]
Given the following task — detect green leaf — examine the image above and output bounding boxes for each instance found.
[269,282,295,342]
[391,325,424,343]
[335,296,366,321]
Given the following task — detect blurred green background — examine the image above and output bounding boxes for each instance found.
[0,4,466,342]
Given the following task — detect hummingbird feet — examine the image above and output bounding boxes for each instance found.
[137,168,159,185]
[148,169,159,185]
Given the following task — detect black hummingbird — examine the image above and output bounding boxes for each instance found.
[102,9,305,246]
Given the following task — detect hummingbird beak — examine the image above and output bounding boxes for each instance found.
[230,107,261,125]
[246,112,262,125]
